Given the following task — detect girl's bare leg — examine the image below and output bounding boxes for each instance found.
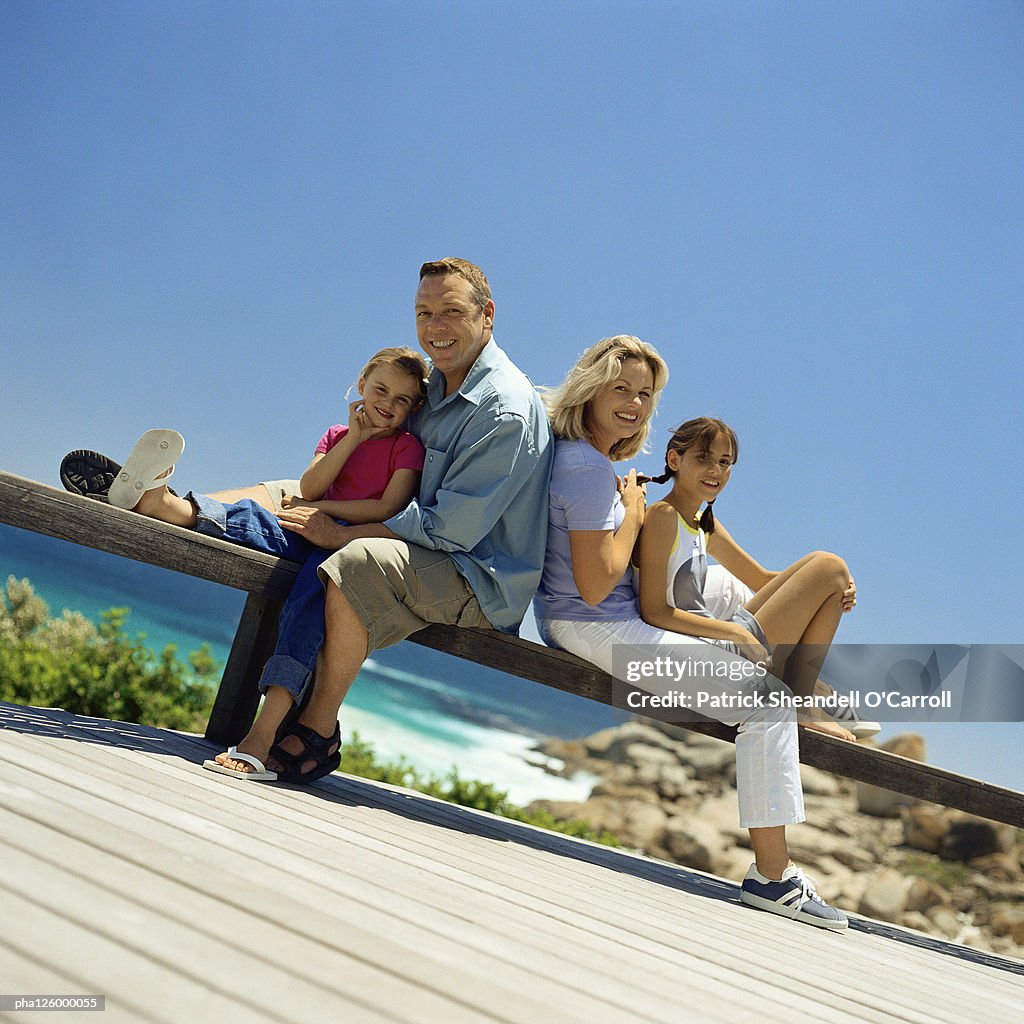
[133,482,276,526]
[749,825,790,879]
[746,552,855,740]
[133,482,198,527]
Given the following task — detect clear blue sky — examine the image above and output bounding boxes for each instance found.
[2,1,1021,786]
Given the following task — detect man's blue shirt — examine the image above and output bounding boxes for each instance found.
[386,339,553,632]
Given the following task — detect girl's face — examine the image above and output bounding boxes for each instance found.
[669,431,736,502]
[585,358,655,455]
[357,363,423,433]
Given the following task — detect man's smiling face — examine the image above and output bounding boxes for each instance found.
[415,274,494,395]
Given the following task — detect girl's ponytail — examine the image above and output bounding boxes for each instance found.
[699,500,717,535]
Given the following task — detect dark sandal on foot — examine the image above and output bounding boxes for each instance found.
[60,450,178,501]
[270,722,341,785]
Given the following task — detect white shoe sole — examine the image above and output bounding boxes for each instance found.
[740,890,849,930]
[849,721,882,738]
[107,429,185,509]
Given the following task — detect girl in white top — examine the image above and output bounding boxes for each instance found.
[537,341,849,930]
[636,417,859,741]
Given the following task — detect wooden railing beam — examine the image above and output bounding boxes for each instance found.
[2,470,1022,827]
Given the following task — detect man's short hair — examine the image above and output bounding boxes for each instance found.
[419,258,492,311]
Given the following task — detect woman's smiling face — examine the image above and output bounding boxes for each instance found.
[585,358,655,456]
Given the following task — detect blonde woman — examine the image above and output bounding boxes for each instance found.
[533,337,849,930]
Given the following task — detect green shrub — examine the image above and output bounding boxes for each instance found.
[897,853,971,889]
[0,576,216,732]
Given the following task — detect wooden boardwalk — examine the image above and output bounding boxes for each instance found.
[0,702,1020,1024]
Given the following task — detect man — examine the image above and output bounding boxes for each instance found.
[215,258,554,782]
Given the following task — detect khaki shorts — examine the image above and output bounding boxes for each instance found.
[259,479,303,512]
[317,538,494,654]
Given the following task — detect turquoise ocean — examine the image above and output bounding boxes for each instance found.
[0,523,626,803]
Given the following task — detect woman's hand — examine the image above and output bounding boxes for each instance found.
[841,576,857,613]
[347,399,392,445]
[616,468,647,517]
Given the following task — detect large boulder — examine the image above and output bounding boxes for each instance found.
[904,877,950,914]
[663,817,726,872]
[798,764,841,797]
[856,733,927,817]
[532,737,589,767]
[618,800,670,850]
[786,825,849,861]
[901,805,949,853]
[940,817,1015,862]
[925,905,963,939]
[990,905,1024,945]
[566,796,669,852]
[655,763,694,801]
[588,721,684,762]
[679,743,735,780]
[882,733,927,760]
[966,852,1023,882]
[858,867,912,922]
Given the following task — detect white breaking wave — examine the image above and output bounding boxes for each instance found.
[340,702,598,806]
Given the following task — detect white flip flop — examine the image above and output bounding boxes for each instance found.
[202,747,278,781]
[107,429,186,509]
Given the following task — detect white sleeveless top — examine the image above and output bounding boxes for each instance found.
[663,510,769,648]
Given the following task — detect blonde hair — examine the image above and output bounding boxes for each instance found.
[544,336,669,461]
[359,346,429,403]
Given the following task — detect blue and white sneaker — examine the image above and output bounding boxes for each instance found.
[740,864,849,930]
[831,701,881,739]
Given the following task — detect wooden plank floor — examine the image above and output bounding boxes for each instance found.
[0,702,1020,1024]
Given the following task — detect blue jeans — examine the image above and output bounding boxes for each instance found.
[258,548,332,703]
[189,491,315,563]
[189,491,331,704]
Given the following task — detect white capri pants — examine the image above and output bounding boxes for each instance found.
[540,565,804,830]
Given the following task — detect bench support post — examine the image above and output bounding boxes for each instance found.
[205,593,282,746]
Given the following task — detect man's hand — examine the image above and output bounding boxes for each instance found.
[280,494,321,511]
[277,506,350,550]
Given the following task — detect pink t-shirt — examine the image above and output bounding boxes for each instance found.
[314,425,425,503]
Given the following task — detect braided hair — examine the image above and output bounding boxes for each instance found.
[652,417,738,535]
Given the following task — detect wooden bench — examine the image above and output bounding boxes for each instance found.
[2,469,1022,828]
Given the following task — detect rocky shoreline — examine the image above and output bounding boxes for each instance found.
[526,719,1024,959]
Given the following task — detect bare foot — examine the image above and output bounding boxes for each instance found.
[214,740,273,774]
[134,472,198,527]
[798,712,856,742]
